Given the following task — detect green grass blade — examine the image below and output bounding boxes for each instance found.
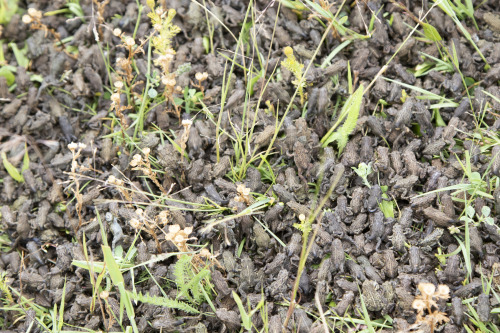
[22,144,30,173]
[232,291,251,330]
[58,282,66,331]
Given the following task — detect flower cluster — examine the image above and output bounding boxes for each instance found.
[165,224,194,252]
[411,283,450,332]
[22,8,42,24]
[157,210,171,226]
[68,142,87,172]
[129,148,167,195]
[235,184,253,206]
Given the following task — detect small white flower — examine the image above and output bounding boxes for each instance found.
[143,147,150,155]
[22,15,32,24]
[436,285,450,298]
[130,154,142,167]
[418,283,435,297]
[68,142,78,151]
[412,299,426,312]
[114,81,124,89]
[125,37,135,47]
[195,72,208,81]
[110,93,120,105]
[113,28,122,36]
[169,224,181,234]
[78,143,87,149]
[27,8,41,19]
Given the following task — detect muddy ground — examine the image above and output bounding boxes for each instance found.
[1,0,500,332]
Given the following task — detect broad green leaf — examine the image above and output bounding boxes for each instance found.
[0,66,15,86]
[1,152,24,182]
[469,172,482,185]
[465,205,475,218]
[30,74,44,83]
[481,206,491,217]
[147,88,158,98]
[379,194,394,218]
[422,23,442,42]
[0,0,18,25]
[9,42,29,68]
[173,97,184,106]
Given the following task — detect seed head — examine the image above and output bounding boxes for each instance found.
[284,46,294,57]
[418,283,436,297]
[412,299,426,312]
[161,76,176,87]
[130,218,141,229]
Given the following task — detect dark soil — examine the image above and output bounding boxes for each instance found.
[1,0,500,332]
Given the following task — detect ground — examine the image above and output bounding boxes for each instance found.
[0,0,500,332]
